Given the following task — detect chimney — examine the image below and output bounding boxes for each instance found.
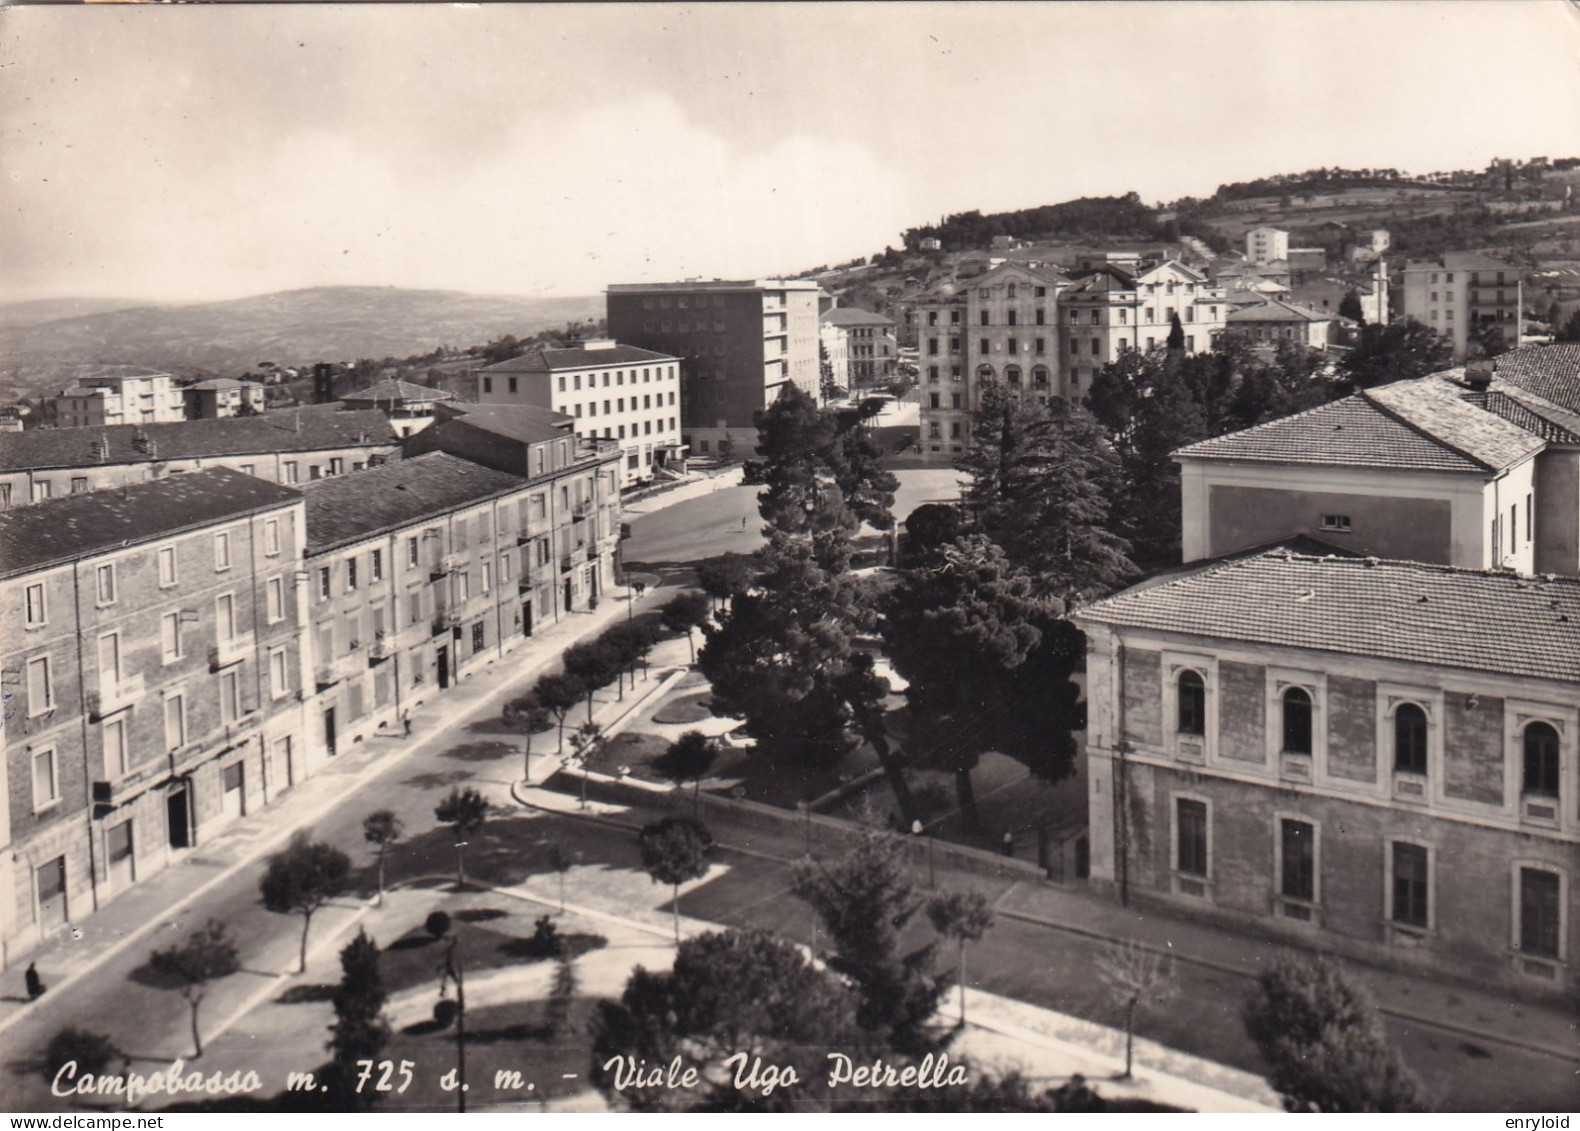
[1464,359,1495,390]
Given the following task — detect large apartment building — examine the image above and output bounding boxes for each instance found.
[1401,252,1525,361]
[606,279,820,457]
[476,340,684,488]
[0,406,400,509]
[820,306,898,390]
[48,369,186,429]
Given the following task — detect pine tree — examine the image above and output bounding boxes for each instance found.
[328,929,390,1110]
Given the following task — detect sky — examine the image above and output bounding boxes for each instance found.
[3,1,1579,306]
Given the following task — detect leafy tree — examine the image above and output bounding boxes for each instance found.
[824,410,899,532]
[602,619,660,694]
[1095,940,1175,1079]
[503,693,552,782]
[563,639,622,722]
[569,720,603,806]
[592,929,859,1111]
[532,672,583,755]
[362,810,403,906]
[1243,953,1426,1112]
[926,890,995,1025]
[1338,318,1452,391]
[1337,289,1365,323]
[659,589,711,663]
[793,827,948,1054]
[1561,308,1580,343]
[694,552,756,610]
[1471,320,1509,359]
[653,730,718,815]
[148,919,240,1056]
[433,786,489,886]
[898,502,961,567]
[328,928,390,1110]
[1166,311,1186,352]
[959,385,1135,603]
[261,836,353,974]
[43,1028,120,1084]
[639,816,712,943]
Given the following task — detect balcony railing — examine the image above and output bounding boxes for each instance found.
[208,631,255,670]
[432,609,462,636]
[429,553,462,580]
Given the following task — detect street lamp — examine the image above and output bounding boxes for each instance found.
[911,819,935,888]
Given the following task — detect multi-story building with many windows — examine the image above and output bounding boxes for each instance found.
[0,406,400,510]
[476,340,683,488]
[819,306,898,390]
[1,469,309,964]
[606,279,820,457]
[48,369,186,429]
[1401,252,1525,361]
[1074,548,1577,997]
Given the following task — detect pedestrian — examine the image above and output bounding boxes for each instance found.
[740,515,748,530]
[24,961,44,1000]
[402,710,412,739]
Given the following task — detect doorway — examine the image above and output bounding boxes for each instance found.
[222,762,245,820]
[521,601,533,637]
[107,820,135,889]
[437,646,450,690]
[563,578,573,613]
[166,784,192,849]
[324,706,337,757]
[36,856,67,930]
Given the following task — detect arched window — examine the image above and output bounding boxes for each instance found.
[1032,366,1050,387]
[976,364,995,383]
[1004,365,1022,385]
[1178,670,1206,736]
[1523,722,1560,798]
[1282,687,1312,755]
[1006,283,1018,299]
[1394,704,1428,775]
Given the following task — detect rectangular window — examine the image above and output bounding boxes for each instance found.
[105,716,130,777]
[482,561,492,593]
[215,531,232,570]
[472,621,486,655]
[98,632,121,685]
[71,476,88,494]
[407,537,420,568]
[978,338,989,355]
[221,669,241,722]
[370,548,383,582]
[270,648,290,699]
[1280,819,1315,903]
[107,820,133,869]
[217,593,237,641]
[27,655,52,714]
[1518,867,1561,960]
[264,519,281,556]
[1176,799,1208,877]
[158,546,177,587]
[1391,842,1429,928]
[95,563,116,605]
[318,567,331,600]
[283,461,299,484]
[1526,494,1532,542]
[32,747,59,809]
[346,557,358,591]
[161,612,184,661]
[1319,514,1352,532]
[268,577,286,623]
[25,582,46,626]
[409,591,424,626]
[165,693,185,751]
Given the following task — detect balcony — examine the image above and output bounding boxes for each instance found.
[86,673,145,719]
[208,631,255,670]
[572,497,594,518]
[431,609,462,636]
[368,632,396,663]
[560,554,574,573]
[315,654,358,689]
[429,553,462,581]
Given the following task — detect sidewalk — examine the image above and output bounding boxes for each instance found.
[0,575,661,1039]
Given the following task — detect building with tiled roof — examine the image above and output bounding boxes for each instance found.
[339,378,456,437]
[1,467,310,960]
[1071,545,1577,996]
[820,306,898,390]
[0,407,400,510]
[1490,343,1580,413]
[182,377,266,421]
[1175,368,1559,573]
[477,338,683,488]
[49,370,185,429]
[1225,298,1348,350]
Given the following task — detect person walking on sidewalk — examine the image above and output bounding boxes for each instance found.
[24,961,45,1000]
[402,710,412,739]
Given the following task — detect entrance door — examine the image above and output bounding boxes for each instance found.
[563,578,573,612]
[36,856,67,929]
[166,784,192,849]
[270,735,296,792]
[324,707,337,757]
[436,646,450,690]
[222,762,245,820]
[107,820,135,888]
[521,601,533,637]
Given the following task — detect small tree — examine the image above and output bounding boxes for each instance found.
[569,721,602,808]
[43,1027,120,1084]
[639,816,712,943]
[434,787,489,887]
[1166,311,1186,351]
[926,890,996,1026]
[328,928,390,1110]
[653,730,718,815]
[532,672,583,755]
[564,639,622,723]
[261,836,354,974]
[545,839,574,914]
[1095,939,1176,1079]
[503,693,552,782]
[148,919,240,1057]
[695,552,756,610]
[1243,953,1425,1112]
[660,590,711,663]
[362,810,403,906]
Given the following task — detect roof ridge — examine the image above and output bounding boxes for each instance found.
[1358,381,1500,472]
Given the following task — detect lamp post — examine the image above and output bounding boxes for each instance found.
[912,819,935,888]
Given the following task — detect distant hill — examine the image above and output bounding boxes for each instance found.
[0,296,151,329]
[0,286,603,400]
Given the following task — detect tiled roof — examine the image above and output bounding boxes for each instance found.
[1492,344,1580,413]
[1366,377,1543,471]
[341,379,456,404]
[1461,387,1580,444]
[1173,395,1489,473]
[1073,549,1580,684]
[438,401,573,444]
[185,378,251,391]
[1226,299,1334,324]
[301,452,527,553]
[0,468,301,578]
[821,307,896,327]
[482,344,675,374]
[0,408,398,473]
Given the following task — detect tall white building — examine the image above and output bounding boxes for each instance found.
[1245,226,1290,266]
[50,369,186,429]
